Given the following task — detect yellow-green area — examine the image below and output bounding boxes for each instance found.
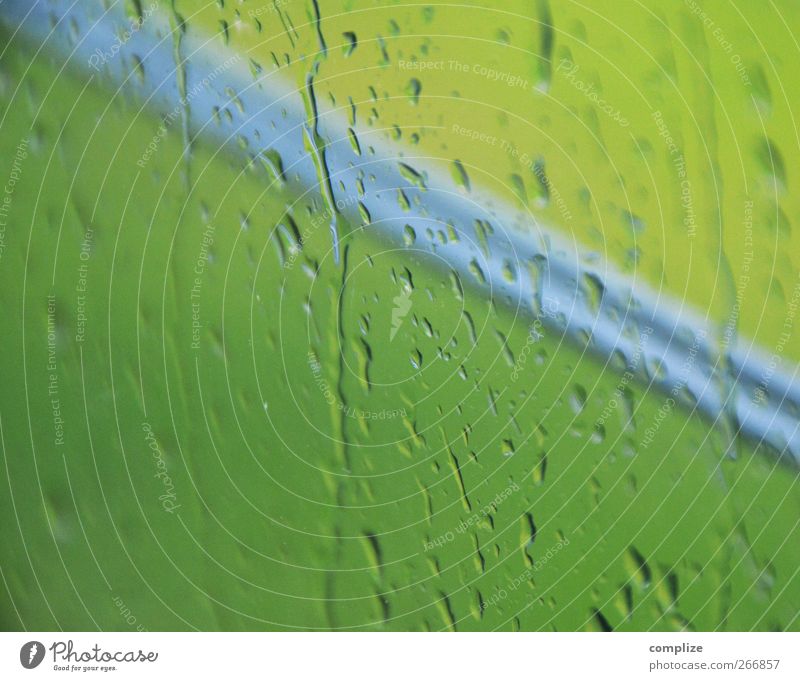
[175,0,800,360]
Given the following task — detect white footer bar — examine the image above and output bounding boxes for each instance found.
[1,632,798,679]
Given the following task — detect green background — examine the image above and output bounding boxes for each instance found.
[0,0,798,631]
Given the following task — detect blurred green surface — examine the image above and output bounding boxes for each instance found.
[0,0,799,631]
